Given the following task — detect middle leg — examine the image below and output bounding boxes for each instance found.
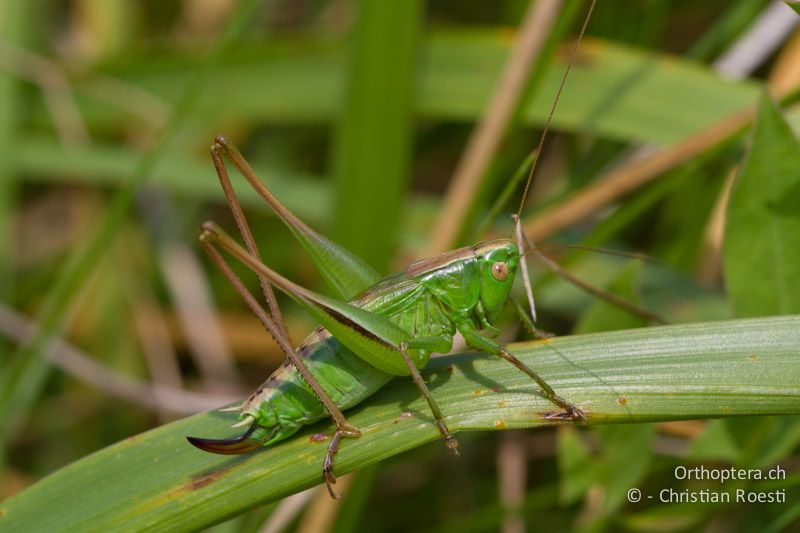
[399,342,459,454]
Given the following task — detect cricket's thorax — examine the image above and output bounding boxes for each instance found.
[239,238,519,441]
[407,238,520,326]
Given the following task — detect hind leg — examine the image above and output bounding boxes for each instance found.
[322,424,361,499]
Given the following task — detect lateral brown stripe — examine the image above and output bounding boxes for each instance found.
[406,246,475,278]
[314,298,395,349]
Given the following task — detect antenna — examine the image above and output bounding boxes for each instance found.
[515,0,596,323]
[516,0,597,218]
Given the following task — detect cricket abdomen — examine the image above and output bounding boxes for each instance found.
[239,326,393,445]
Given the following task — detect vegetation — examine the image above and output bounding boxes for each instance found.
[1,1,799,531]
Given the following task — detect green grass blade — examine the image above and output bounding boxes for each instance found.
[61,33,760,147]
[0,0,35,311]
[3,316,799,531]
[331,0,422,273]
[685,0,769,61]
[725,94,800,317]
[13,136,331,220]
[0,0,262,461]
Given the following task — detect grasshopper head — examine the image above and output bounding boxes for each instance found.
[473,239,519,321]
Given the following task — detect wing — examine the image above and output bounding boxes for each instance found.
[354,273,456,341]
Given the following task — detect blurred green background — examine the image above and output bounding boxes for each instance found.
[1,0,799,531]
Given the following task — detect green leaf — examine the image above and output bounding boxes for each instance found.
[63,33,760,146]
[0,0,34,305]
[3,316,799,531]
[689,420,740,462]
[557,426,598,504]
[0,0,263,463]
[598,424,655,514]
[687,1,771,61]
[573,260,648,334]
[14,137,331,220]
[724,415,800,468]
[724,93,800,317]
[331,0,422,274]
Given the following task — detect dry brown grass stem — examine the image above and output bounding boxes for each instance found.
[424,0,564,256]
[0,304,241,414]
[523,107,755,242]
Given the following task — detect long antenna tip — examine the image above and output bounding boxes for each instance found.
[515,0,597,219]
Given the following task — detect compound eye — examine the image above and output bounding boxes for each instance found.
[491,261,509,281]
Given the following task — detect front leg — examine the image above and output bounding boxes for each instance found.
[457,320,585,421]
[475,300,502,337]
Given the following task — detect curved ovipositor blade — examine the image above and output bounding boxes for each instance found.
[186,425,261,455]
